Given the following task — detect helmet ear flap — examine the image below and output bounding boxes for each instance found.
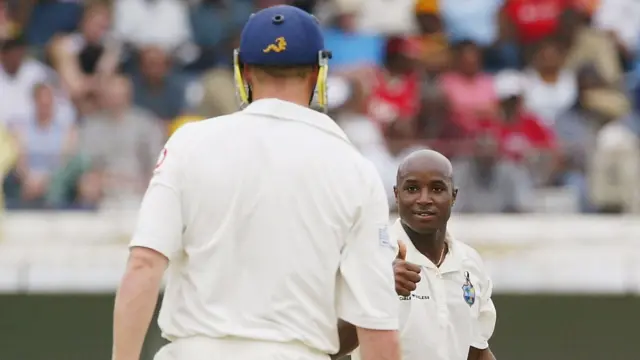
[234,49,251,108]
[311,50,332,113]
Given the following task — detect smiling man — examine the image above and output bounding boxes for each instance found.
[337,149,497,360]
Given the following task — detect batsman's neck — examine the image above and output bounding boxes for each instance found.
[251,83,312,108]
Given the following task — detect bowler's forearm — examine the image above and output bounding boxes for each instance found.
[468,347,496,360]
[481,348,496,360]
[112,265,163,360]
[331,320,359,359]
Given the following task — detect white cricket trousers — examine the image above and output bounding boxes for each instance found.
[153,336,331,360]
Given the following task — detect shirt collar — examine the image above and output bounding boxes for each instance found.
[242,98,351,145]
[392,218,463,273]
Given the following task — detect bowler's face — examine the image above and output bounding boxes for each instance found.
[395,169,455,234]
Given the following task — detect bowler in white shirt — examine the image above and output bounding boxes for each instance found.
[335,149,497,360]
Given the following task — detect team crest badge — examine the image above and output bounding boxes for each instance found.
[462,271,476,306]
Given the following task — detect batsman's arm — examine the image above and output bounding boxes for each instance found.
[113,179,182,360]
[113,247,167,360]
[113,176,183,360]
[335,161,401,360]
[113,124,194,360]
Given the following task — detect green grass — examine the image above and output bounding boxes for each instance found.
[0,294,637,360]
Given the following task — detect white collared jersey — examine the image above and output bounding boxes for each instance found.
[351,219,497,360]
[129,99,399,355]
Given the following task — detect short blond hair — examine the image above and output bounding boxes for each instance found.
[251,65,315,79]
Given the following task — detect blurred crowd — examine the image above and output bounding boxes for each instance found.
[0,0,639,214]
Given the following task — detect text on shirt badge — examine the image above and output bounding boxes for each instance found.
[399,293,430,301]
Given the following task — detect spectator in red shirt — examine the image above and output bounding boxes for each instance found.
[489,70,558,185]
[502,0,571,60]
[365,36,421,135]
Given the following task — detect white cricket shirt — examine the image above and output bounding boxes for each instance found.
[352,219,497,360]
[130,99,399,355]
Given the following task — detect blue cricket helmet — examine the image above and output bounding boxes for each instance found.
[233,5,332,111]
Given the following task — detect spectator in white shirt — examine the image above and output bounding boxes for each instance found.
[328,0,418,35]
[592,0,640,70]
[0,35,50,126]
[521,37,577,126]
[112,0,192,53]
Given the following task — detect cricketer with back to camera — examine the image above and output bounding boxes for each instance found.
[112,5,401,360]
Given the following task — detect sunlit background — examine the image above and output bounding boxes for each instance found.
[1,0,639,359]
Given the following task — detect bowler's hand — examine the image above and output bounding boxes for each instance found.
[393,240,421,297]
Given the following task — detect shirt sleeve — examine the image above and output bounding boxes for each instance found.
[471,260,497,349]
[129,124,194,260]
[335,160,399,330]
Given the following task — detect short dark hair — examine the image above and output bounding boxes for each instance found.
[534,35,562,52]
[451,39,478,53]
[1,35,27,53]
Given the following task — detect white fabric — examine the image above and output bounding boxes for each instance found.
[592,0,640,51]
[0,59,76,129]
[332,0,366,14]
[351,219,497,360]
[591,121,640,212]
[522,69,577,126]
[112,0,191,51]
[338,115,424,209]
[327,76,352,110]
[493,70,525,99]
[153,336,330,360]
[130,99,398,355]
[354,0,417,34]
[0,59,49,126]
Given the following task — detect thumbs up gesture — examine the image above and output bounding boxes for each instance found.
[397,239,407,260]
[393,240,422,297]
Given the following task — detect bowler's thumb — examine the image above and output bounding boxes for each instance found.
[397,240,407,260]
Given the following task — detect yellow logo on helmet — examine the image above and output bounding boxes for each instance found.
[263,37,287,53]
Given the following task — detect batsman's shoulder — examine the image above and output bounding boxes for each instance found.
[347,152,378,178]
[169,120,204,142]
[163,121,210,163]
[340,155,381,197]
[168,115,229,146]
